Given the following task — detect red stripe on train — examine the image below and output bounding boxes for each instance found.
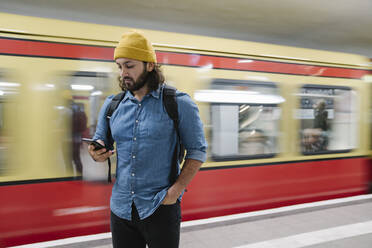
[0,37,114,61]
[181,157,369,220]
[0,37,370,78]
[0,181,112,247]
[156,52,370,79]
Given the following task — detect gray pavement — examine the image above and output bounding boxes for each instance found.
[55,195,372,248]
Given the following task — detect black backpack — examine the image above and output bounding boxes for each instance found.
[104,84,185,183]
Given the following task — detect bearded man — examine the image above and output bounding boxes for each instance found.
[88,31,207,248]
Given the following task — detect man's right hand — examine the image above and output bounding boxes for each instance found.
[88,139,115,162]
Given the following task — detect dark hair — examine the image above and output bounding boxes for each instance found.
[118,63,165,92]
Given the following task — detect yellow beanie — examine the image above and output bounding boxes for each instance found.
[114,31,157,63]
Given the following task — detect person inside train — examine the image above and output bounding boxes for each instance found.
[88,31,207,248]
[59,90,87,175]
[302,99,329,153]
[71,101,87,174]
[313,100,328,132]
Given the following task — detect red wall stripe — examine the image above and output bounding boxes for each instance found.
[0,37,370,78]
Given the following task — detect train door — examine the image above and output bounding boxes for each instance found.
[55,71,117,181]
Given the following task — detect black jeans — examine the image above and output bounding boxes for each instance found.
[110,202,181,248]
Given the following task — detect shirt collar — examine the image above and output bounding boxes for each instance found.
[121,85,162,102]
[149,85,161,99]
[122,90,132,102]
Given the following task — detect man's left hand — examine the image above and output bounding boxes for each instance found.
[162,186,180,205]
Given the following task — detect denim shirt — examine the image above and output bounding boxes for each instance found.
[93,85,207,220]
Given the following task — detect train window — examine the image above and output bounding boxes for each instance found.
[195,79,283,161]
[297,85,357,154]
[67,72,113,137]
[0,74,20,175]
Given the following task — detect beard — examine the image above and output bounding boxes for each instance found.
[122,67,149,92]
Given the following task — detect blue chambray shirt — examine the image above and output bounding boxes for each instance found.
[93,85,207,220]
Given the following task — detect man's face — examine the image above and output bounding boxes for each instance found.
[116,58,149,92]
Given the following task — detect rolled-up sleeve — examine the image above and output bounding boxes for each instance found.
[177,92,208,162]
[92,95,114,146]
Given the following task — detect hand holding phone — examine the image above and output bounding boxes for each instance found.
[83,138,114,164]
[82,138,107,151]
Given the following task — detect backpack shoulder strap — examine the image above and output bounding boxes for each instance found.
[104,91,126,183]
[162,85,185,184]
[106,91,126,119]
[105,91,126,150]
[162,85,179,125]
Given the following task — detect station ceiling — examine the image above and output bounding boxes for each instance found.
[1,0,372,57]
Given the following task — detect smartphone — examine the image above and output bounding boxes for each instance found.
[82,138,107,151]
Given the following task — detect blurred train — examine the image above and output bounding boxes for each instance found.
[0,12,371,247]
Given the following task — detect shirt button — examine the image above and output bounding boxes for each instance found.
[131,191,134,194]
[135,120,139,123]
[139,103,142,107]
[133,137,137,141]
[131,173,135,177]
[132,155,136,159]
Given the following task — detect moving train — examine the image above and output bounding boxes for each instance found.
[0,12,371,247]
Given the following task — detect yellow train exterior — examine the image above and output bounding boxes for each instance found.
[0,12,371,246]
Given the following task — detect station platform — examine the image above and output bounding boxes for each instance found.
[14,194,372,248]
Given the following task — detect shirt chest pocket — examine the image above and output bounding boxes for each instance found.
[139,111,174,139]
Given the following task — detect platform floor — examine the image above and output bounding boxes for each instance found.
[15,194,372,248]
